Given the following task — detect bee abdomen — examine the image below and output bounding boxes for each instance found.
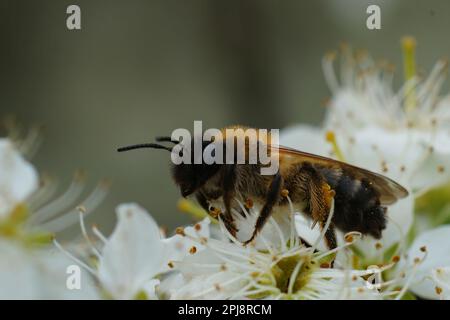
[323,169,387,239]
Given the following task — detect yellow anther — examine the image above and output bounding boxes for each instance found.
[189,246,197,254]
[245,198,254,209]
[175,227,185,236]
[325,131,345,161]
[401,36,417,112]
[209,207,221,219]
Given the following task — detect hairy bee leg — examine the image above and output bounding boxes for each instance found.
[302,164,337,266]
[322,223,337,268]
[222,164,238,236]
[243,172,282,245]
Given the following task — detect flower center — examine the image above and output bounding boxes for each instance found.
[271,255,314,294]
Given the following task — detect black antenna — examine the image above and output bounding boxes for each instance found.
[155,136,179,144]
[117,143,172,152]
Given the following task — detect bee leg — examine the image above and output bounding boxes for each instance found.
[301,164,337,265]
[195,192,209,212]
[243,172,282,245]
[322,223,337,268]
[222,164,238,236]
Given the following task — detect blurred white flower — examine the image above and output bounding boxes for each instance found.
[0,239,98,299]
[323,39,450,132]
[0,139,38,220]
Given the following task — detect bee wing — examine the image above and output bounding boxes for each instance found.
[272,145,409,205]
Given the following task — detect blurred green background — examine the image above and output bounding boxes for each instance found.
[1,0,449,236]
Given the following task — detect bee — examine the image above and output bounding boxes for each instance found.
[117,126,408,251]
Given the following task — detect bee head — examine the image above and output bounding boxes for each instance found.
[170,139,221,197]
[117,136,221,198]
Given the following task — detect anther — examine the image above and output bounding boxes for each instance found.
[435,287,443,295]
[77,206,87,214]
[325,131,345,161]
[420,246,427,252]
[245,198,254,209]
[194,223,202,231]
[344,234,354,243]
[175,227,185,236]
[281,189,289,198]
[189,246,197,254]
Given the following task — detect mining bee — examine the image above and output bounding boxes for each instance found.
[117,126,408,251]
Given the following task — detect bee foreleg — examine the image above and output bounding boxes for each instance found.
[243,172,283,245]
[195,192,210,212]
[222,164,238,236]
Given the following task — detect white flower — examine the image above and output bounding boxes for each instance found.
[0,239,98,299]
[0,139,38,220]
[432,267,450,300]
[321,41,450,196]
[282,124,450,300]
[96,203,166,299]
[167,200,401,300]
[322,40,450,132]
[55,203,209,300]
[400,226,450,299]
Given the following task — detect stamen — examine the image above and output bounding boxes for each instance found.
[92,224,108,244]
[311,199,335,252]
[285,194,297,248]
[325,131,345,161]
[18,125,43,159]
[78,206,101,258]
[31,170,86,224]
[27,174,57,212]
[52,238,96,275]
[322,51,339,93]
[40,180,109,233]
[401,36,417,112]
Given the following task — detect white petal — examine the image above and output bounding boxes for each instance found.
[405,226,450,299]
[0,240,99,299]
[431,267,450,299]
[280,125,330,156]
[161,218,210,270]
[0,139,38,219]
[98,203,164,299]
[294,214,327,251]
[0,240,37,299]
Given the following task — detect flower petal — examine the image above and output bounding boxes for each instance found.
[0,139,38,219]
[98,203,164,299]
[405,226,450,299]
